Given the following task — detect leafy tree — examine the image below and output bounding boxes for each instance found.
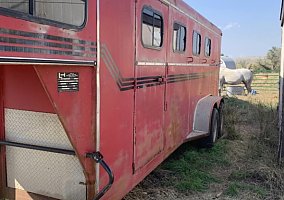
[256,58,271,71]
[266,47,281,71]
[234,47,281,73]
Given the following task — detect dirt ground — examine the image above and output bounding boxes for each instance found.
[124,90,283,200]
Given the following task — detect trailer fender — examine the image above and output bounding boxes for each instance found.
[192,95,223,134]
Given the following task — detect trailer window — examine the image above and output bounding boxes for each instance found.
[205,37,211,57]
[192,31,201,56]
[142,7,163,48]
[173,23,186,52]
[0,0,86,28]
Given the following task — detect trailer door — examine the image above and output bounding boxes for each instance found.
[134,1,168,171]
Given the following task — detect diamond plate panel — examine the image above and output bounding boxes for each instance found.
[5,109,86,200]
[5,109,73,149]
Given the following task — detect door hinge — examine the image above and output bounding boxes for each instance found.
[166,63,169,74]
[164,101,168,111]
[132,163,135,173]
[134,127,137,145]
[134,79,137,92]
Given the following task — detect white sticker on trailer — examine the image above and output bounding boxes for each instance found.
[58,72,79,92]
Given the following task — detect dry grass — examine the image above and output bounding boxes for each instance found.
[125,91,282,200]
[221,91,282,200]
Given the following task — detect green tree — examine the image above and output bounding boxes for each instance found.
[266,47,281,71]
[256,58,271,71]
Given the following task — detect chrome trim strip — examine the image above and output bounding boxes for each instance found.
[0,56,95,66]
[136,61,219,67]
[136,61,166,66]
[168,62,213,67]
[96,0,101,194]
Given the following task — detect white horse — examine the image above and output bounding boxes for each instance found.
[219,68,253,93]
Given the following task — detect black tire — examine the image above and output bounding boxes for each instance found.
[198,108,219,148]
[218,102,224,138]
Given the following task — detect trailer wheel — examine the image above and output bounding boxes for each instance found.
[218,102,224,138]
[198,108,219,148]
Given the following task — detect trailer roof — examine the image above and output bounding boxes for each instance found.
[163,0,222,36]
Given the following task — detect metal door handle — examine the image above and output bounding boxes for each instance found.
[187,56,194,63]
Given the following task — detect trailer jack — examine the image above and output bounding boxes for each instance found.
[86,152,114,200]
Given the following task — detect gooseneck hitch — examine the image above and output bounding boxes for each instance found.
[86,152,114,200]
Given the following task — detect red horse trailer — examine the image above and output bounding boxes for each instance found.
[0,0,223,199]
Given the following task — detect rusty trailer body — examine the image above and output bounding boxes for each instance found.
[0,0,223,199]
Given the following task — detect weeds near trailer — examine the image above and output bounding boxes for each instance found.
[162,140,229,192]
[125,92,284,200]
[224,182,267,198]
[221,95,282,199]
[223,97,243,140]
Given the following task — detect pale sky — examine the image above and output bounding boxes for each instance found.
[184,0,281,58]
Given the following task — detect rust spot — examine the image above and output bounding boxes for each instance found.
[166,102,182,150]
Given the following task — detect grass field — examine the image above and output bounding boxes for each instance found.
[124,91,283,200]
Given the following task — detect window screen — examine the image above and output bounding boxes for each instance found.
[142,7,163,48]
[192,31,201,55]
[173,23,186,52]
[0,0,29,13]
[0,0,86,27]
[35,0,85,26]
[205,37,211,57]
